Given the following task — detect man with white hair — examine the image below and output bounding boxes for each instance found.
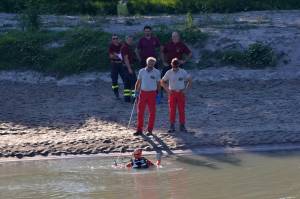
[134,57,161,136]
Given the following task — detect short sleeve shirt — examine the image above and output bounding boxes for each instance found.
[137,67,161,91]
[109,43,122,62]
[121,43,135,64]
[163,41,191,65]
[138,36,161,60]
[162,68,190,90]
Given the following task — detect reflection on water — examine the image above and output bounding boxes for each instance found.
[0,151,300,199]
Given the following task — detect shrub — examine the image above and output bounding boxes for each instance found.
[0,31,52,70]
[19,0,42,32]
[245,42,277,67]
[117,0,129,16]
[50,28,112,75]
[220,42,277,68]
[0,29,113,76]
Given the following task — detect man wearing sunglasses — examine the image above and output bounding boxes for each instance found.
[108,34,131,102]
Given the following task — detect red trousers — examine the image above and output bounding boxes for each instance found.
[137,91,157,131]
[169,91,186,124]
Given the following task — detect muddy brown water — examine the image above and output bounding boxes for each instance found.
[0,151,299,199]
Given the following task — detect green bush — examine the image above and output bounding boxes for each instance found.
[0,31,52,70]
[117,0,129,16]
[50,28,112,75]
[221,50,245,65]
[0,29,113,76]
[19,0,42,32]
[245,42,277,67]
[220,42,277,68]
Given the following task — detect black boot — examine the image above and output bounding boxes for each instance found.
[180,124,187,132]
[124,96,131,103]
[133,130,142,136]
[168,124,175,133]
[113,90,120,99]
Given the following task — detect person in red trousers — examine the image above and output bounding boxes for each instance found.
[161,58,192,133]
[134,57,161,136]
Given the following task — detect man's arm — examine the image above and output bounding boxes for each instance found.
[160,79,170,94]
[124,55,133,74]
[126,162,132,168]
[135,79,141,91]
[157,80,161,92]
[186,76,192,89]
[135,48,141,62]
[179,51,192,65]
[146,159,154,167]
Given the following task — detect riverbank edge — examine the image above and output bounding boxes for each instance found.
[1,143,300,163]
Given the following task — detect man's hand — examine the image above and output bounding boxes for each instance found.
[128,68,133,74]
[179,60,186,65]
[133,90,139,98]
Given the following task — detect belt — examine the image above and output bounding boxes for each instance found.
[170,89,183,92]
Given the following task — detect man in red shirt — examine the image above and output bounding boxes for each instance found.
[136,26,163,68]
[160,32,192,98]
[108,34,131,102]
[162,31,192,78]
[121,35,137,101]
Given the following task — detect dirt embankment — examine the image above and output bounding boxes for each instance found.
[1,76,300,159]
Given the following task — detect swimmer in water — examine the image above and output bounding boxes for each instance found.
[125,148,161,169]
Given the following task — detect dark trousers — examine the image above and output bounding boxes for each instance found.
[123,68,137,99]
[111,62,128,99]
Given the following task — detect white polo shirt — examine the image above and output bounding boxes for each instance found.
[137,67,161,91]
[162,68,190,90]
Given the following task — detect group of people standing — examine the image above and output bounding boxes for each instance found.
[108,25,192,135]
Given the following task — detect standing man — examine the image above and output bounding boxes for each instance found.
[134,57,161,136]
[161,31,192,78]
[136,26,163,68]
[108,34,130,102]
[161,58,192,133]
[121,35,137,102]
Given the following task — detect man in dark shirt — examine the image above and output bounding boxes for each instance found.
[136,26,163,68]
[108,34,131,102]
[121,35,137,101]
[160,32,192,98]
[162,31,192,78]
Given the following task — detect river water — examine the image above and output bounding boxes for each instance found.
[0,151,299,199]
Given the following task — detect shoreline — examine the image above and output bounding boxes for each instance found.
[1,143,300,163]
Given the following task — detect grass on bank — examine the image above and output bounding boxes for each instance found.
[0,29,112,76]
[0,13,209,77]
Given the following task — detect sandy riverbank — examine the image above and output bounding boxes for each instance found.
[1,72,300,159]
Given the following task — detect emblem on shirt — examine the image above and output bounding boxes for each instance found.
[178,77,184,81]
[150,75,155,79]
